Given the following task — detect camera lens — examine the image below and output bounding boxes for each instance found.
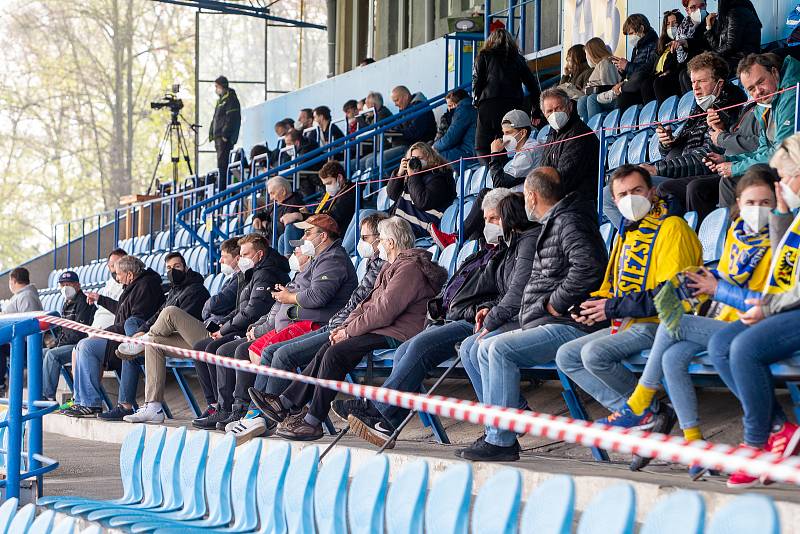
[408,157,421,172]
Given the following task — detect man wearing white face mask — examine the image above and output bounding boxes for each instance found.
[41,271,96,401]
[557,165,702,433]
[201,238,240,327]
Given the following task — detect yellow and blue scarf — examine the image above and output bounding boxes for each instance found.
[714,218,769,288]
[765,211,800,295]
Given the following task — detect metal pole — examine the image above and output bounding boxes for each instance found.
[52,226,57,271]
[458,158,465,246]
[484,0,491,40]
[67,223,71,268]
[96,215,101,262]
[27,330,43,495]
[81,219,86,266]
[533,0,541,51]
[424,0,435,42]
[271,200,279,249]
[169,198,176,249]
[326,0,337,77]
[6,333,25,499]
[114,209,120,250]
[444,37,450,94]
[597,128,607,224]
[507,0,516,32]
[520,1,527,52]
[795,82,800,132]
[354,177,361,260]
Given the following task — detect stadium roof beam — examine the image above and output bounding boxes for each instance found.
[150,0,327,30]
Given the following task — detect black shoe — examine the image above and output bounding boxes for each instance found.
[98,404,134,421]
[198,404,218,419]
[459,437,520,462]
[456,435,521,458]
[630,400,677,472]
[248,387,290,424]
[348,412,396,449]
[216,406,248,431]
[331,398,372,422]
[61,404,103,418]
[193,409,231,429]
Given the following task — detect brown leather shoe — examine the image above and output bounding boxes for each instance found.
[276,410,323,441]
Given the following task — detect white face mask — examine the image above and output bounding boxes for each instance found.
[220,262,235,276]
[483,222,503,244]
[325,183,341,196]
[547,111,569,131]
[502,134,518,152]
[757,101,773,109]
[740,206,771,233]
[525,198,538,222]
[299,240,317,257]
[377,242,389,261]
[238,256,255,272]
[628,34,641,48]
[666,27,677,40]
[60,286,77,300]
[617,194,652,222]
[294,120,304,131]
[288,254,302,272]
[781,181,800,210]
[356,239,375,258]
[690,8,707,25]
[695,93,716,111]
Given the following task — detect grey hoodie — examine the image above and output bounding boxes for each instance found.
[4,284,43,314]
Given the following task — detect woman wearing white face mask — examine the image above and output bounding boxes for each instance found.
[611,14,660,113]
[672,0,713,94]
[651,10,686,103]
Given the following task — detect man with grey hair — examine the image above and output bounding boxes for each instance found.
[539,87,600,205]
[63,255,165,417]
[365,91,392,126]
[252,176,304,246]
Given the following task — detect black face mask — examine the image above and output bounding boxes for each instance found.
[168,268,186,286]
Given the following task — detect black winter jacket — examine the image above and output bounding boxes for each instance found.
[202,274,238,324]
[138,269,209,333]
[479,225,540,332]
[655,81,746,178]
[57,291,96,346]
[209,89,241,144]
[328,257,386,329]
[254,191,304,244]
[393,93,437,145]
[443,247,500,323]
[519,193,607,331]
[219,248,291,335]
[623,29,659,78]
[540,111,600,203]
[705,1,762,74]
[472,49,541,113]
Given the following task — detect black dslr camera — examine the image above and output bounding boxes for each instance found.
[407,156,423,172]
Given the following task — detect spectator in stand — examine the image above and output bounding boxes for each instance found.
[557,44,592,100]
[250,217,447,441]
[705,53,800,188]
[251,177,304,246]
[41,271,96,401]
[673,0,713,94]
[281,129,322,197]
[269,121,290,164]
[313,105,344,146]
[707,136,800,489]
[249,144,269,173]
[539,88,601,205]
[704,0,762,78]
[386,142,456,241]
[209,76,241,191]
[363,91,392,126]
[101,252,209,421]
[613,14,660,111]
[715,103,762,206]
[576,37,624,121]
[201,238,240,327]
[62,256,164,418]
[432,89,477,161]
[556,165,702,443]
[650,9,686,103]
[603,51,746,228]
[226,213,388,443]
[1,267,43,388]
[198,214,358,432]
[359,58,375,66]
[343,99,363,135]
[278,161,356,256]
[597,169,776,477]
[90,249,127,330]
[472,28,542,159]
[457,168,607,461]
[378,85,437,164]
[297,108,317,145]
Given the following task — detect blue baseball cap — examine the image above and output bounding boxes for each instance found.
[58,271,79,284]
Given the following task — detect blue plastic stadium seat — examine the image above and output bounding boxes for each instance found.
[627,130,649,165]
[676,91,696,122]
[0,498,17,533]
[439,201,460,234]
[425,463,472,534]
[377,187,391,211]
[537,125,551,143]
[437,243,458,276]
[284,446,319,534]
[638,100,658,130]
[600,223,616,253]
[468,166,490,196]
[27,509,56,534]
[657,95,678,124]
[697,207,729,264]
[456,240,478,269]
[255,442,291,534]
[648,132,662,162]
[683,211,699,231]
[707,494,778,534]
[641,490,704,534]
[576,484,635,534]
[520,475,575,534]
[618,105,640,137]
[386,460,428,534]
[602,108,621,136]
[52,518,77,534]
[471,469,522,534]
[587,113,605,136]
[6,503,36,534]
[348,455,389,534]
[607,136,629,169]
[314,449,350,534]
[356,258,369,282]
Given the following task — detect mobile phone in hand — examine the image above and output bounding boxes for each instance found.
[205,321,220,333]
[568,304,582,316]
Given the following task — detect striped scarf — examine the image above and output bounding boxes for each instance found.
[764,211,800,295]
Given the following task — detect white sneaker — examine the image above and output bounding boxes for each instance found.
[118,335,150,356]
[123,403,165,424]
[228,417,267,446]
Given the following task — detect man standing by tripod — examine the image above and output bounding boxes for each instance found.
[209,75,241,191]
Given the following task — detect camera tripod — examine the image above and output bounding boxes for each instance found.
[147,111,196,195]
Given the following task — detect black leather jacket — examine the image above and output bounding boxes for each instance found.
[705,1,762,74]
[472,49,541,111]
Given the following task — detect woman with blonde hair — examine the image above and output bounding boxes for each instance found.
[576,37,622,121]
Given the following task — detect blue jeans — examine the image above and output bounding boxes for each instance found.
[73,337,109,408]
[603,176,669,230]
[252,327,331,399]
[118,317,149,406]
[707,310,800,447]
[278,223,303,256]
[577,94,616,122]
[479,324,586,446]
[373,320,474,427]
[459,323,517,403]
[556,323,658,413]
[342,209,378,255]
[640,316,728,430]
[42,344,75,399]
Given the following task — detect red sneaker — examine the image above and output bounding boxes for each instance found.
[761,421,800,485]
[726,444,762,489]
[429,223,457,249]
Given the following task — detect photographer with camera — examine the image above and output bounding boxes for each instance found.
[386,142,456,240]
[209,76,241,191]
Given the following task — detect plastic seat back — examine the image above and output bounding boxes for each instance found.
[576,484,635,534]
[657,95,678,123]
[284,445,319,534]
[356,258,369,282]
[5,503,35,534]
[683,211,699,231]
[315,449,351,534]
[456,240,478,269]
[136,426,167,509]
[600,223,616,253]
[377,187,391,211]
[424,463,472,534]
[648,132,662,162]
[468,166,490,196]
[228,439,263,532]
[537,125,551,143]
[28,509,56,534]
[386,460,428,534]
[587,113,604,135]
[156,427,187,511]
[257,441,292,534]
[638,100,658,130]
[176,430,210,517]
[51,518,76,534]
[0,498,18,534]
[641,490,704,534]
[348,455,390,534]
[437,243,458,276]
[117,425,147,505]
[618,105,640,136]
[697,207,729,263]
[439,202,459,234]
[708,494,778,534]
[520,475,574,534]
[627,130,649,165]
[471,469,522,534]
[676,91,696,121]
[607,136,628,169]
[203,433,237,526]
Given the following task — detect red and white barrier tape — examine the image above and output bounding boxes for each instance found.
[35,314,800,485]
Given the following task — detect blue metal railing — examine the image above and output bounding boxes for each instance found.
[0,317,59,499]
